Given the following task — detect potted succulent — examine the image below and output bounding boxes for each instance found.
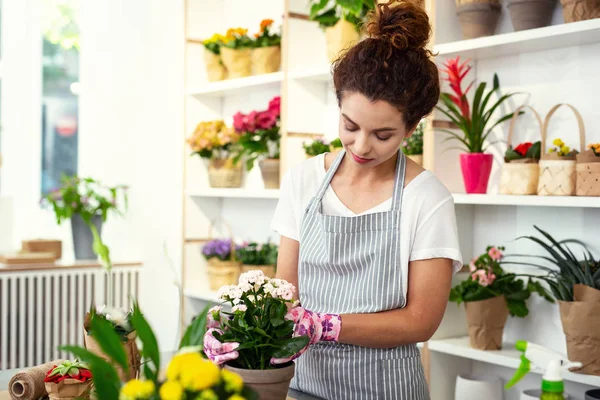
[234,96,281,189]
[252,19,281,74]
[41,176,128,260]
[303,138,331,159]
[206,271,310,400]
[507,0,556,31]
[186,120,243,188]
[307,0,374,61]
[44,359,93,400]
[506,226,600,375]
[436,56,521,194]
[202,238,242,291]
[202,33,227,81]
[402,119,425,166]
[449,245,553,350]
[455,0,502,39]
[237,241,278,278]
[221,27,253,78]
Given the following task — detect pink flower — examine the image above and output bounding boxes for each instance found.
[255,111,277,130]
[488,247,503,261]
[268,96,280,118]
[472,269,496,287]
[233,112,248,132]
[469,258,477,272]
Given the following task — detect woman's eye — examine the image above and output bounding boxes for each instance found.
[376,135,391,141]
[344,125,358,132]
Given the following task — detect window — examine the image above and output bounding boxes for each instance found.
[41,0,80,194]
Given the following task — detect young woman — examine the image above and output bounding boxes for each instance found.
[204,1,462,399]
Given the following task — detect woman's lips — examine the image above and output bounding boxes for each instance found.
[349,150,374,164]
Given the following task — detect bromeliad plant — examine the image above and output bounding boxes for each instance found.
[450,245,553,317]
[436,56,522,153]
[308,0,375,30]
[237,242,278,266]
[253,19,281,48]
[207,270,310,370]
[402,119,425,156]
[505,140,541,162]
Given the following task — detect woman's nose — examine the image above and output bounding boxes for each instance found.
[354,132,371,156]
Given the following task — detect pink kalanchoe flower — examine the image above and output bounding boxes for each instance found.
[255,110,277,130]
[233,112,247,132]
[469,258,477,272]
[488,247,503,261]
[268,96,280,118]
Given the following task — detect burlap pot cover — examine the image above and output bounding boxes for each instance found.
[464,295,509,350]
[203,48,226,82]
[252,46,281,75]
[220,47,252,79]
[325,19,360,62]
[84,331,140,382]
[207,158,243,188]
[576,149,600,197]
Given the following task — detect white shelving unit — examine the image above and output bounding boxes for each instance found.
[186,188,280,199]
[184,288,222,303]
[186,71,283,97]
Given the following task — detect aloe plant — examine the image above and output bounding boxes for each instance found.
[504,226,600,301]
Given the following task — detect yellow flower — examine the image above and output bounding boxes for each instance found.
[120,379,155,400]
[560,145,570,155]
[260,19,274,32]
[159,380,184,400]
[548,148,555,153]
[198,389,219,400]
[179,358,220,391]
[221,369,244,393]
[553,138,564,147]
[167,352,205,381]
[228,395,246,400]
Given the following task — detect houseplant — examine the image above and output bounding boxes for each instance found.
[507,0,556,31]
[449,245,552,350]
[307,0,374,61]
[186,120,243,188]
[436,56,521,194]
[303,138,331,158]
[202,238,242,291]
[330,137,343,154]
[221,27,253,78]
[237,241,278,278]
[62,302,258,399]
[206,270,310,399]
[455,0,501,39]
[44,359,93,400]
[576,143,600,197]
[506,226,600,375]
[202,33,227,82]
[234,96,281,189]
[252,19,281,74]
[402,119,424,166]
[42,175,128,259]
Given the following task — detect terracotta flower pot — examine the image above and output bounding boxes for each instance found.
[460,153,493,194]
[225,363,295,400]
[464,295,509,350]
[456,3,502,39]
[507,0,556,31]
[259,159,280,189]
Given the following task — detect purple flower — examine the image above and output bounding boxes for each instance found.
[322,319,333,333]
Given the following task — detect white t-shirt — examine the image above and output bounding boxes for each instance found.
[271,153,463,299]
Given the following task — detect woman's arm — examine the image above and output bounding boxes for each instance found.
[276,236,300,301]
[337,258,453,348]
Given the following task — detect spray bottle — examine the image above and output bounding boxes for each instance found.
[506,340,582,400]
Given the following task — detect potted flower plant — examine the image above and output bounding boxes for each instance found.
[252,19,281,74]
[506,226,600,375]
[42,176,128,260]
[455,0,501,39]
[436,56,521,194]
[62,302,258,400]
[220,27,253,78]
[307,0,374,61]
[402,119,425,166]
[237,241,278,278]
[449,245,552,350]
[206,271,310,399]
[202,33,227,82]
[186,120,243,188]
[202,238,242,291]
[576,143,600,197]
[500,139,542,195]
[44,359,93,400]
[234,96,281,189]
[303,138,331,159]
[329,137,343,155]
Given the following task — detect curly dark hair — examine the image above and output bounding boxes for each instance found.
[332,0,439,130]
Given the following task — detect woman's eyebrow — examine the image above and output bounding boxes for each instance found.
[342,113,396,132]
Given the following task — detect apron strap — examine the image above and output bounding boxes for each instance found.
[308,149,346,213]
[391,150,406,212]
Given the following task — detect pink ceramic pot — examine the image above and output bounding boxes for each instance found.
[460,153,493,194]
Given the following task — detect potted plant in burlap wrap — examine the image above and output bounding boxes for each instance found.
[252,19,281,74]
[221,27,253,78]
[201,33,227,82]
[43,360,93,400]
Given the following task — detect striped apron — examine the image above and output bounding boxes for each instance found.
[291,149,429,400]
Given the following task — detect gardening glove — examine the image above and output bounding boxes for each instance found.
[270,307,342,365]
[203,328,240,365]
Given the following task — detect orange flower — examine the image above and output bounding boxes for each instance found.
[260,19,274,32]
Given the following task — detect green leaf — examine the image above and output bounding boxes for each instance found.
[88,312,129,373]
[130,303,160,381]
[310,0,330,18]
[525,141,541,159]
[179,305,210,350]
[338,0,363,15]
[60,346,120,399]
[271,336,310,358]
[527,279,555,303]
[507,299,529,317]
[471,82,487,134]
[505,147,522,161]
[493,74,500,91]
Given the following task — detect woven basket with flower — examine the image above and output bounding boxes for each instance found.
[202,221,242,291]
[201,33,227,82]
[252,19,281,75]
[576,143,600,197]
[186,120,243,188]
[221,27,253,79]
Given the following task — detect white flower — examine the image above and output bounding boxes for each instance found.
[239,270,267,287]
[97,305,130,330]
[217,284,243,301]
[238,282,253,294]
[209,305,222,318]
[232,304,247,313]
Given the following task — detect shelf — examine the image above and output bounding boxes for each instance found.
[187,188,280,199]
[186,72,283,97]
[428,337,600,387]
[434,19,600,60]
[452,194,600,208]
[289,65,331,82]
[184,289,223,303]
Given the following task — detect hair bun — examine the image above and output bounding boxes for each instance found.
[367,1,431,52]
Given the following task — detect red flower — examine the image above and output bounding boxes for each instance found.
[255,110,277,130]
[268,96,280,119]
[514,142,533,157]
[442,56,474,120]
[233,112,247,133]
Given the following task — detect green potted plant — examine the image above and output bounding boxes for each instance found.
[402,119,425,166]
[308,0,374,61]
[436,56,522,194]
[329,137,343,155]
[202,33,227,82]
[44,359,93,400]
[303,138,331,159]
[221,27,253,78]
[237,241,279,278]
[505,226,600,375]
[233,96,281,189]
[450,245,552,350]
[252,19,281,74]
[41,176,128,260]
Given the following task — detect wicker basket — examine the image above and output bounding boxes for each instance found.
[576,150,600,197]
[207,158,243,188]
[537,104,584,196]
[241,265,276,278]
[205,220,242,291]
[499,105,542,195]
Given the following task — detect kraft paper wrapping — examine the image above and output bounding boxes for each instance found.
[203,48,226,82]
[84,330,140,382]
[8,360,65,400]
[45,379,92,400]
[464,295,509,350]
[324,19,360,62]
[220,47,252,79]
[559,284,600,375]
[252,46,281,75]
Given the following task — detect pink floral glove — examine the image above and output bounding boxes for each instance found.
[271,307,342,365]
[203,328,240,365]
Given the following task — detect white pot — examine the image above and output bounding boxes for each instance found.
[521,389,571,399]
[455,375,503,400]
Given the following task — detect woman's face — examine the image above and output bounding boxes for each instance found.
[338,92,413,168]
